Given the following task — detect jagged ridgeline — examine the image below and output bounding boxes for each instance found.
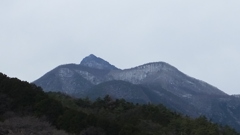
[0,72,239,135]
[33,54,240,131]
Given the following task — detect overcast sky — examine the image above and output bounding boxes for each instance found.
[0,0,239,94]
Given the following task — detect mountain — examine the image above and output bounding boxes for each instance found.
[33,54,240,131]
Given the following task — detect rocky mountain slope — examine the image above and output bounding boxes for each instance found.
[33,54,240,131]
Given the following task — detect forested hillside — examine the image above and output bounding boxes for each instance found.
[0,72,239,135]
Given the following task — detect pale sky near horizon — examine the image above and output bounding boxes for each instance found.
[0,1,240,94]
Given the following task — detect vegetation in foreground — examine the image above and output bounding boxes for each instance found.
[0,73,239,135]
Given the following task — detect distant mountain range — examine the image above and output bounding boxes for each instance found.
[34,54,240,131]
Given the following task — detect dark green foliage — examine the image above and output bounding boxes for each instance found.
[0,72,239,135]
[34,97,64,124]
[48,92,79,110]
[80,126,106,135]
[76,97,92,108]
[0,94,12,115]
[57,109,87,133]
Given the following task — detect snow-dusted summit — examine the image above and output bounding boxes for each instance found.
[108,62,178,84]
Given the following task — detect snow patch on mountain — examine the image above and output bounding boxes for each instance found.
[108,62,173,84]
[182,94,192,98]
[75,70,102,85]
[58,68,74,78]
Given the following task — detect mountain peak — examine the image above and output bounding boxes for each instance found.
[88,54,98,59]
[80,54,119,70]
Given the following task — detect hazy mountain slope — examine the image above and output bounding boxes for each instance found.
[86,80,151,104]
[209,96,240,130]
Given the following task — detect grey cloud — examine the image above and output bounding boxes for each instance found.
[0,0,240,94]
